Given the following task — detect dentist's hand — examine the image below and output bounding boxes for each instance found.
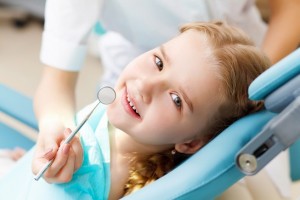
[32,125,83,183]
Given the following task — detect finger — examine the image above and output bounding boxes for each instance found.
[63,127,72,139]
[35,142,59,161]
[69,134,83,171]
[36,132,60,154]
[44,128,72,177]
[32,126,66,175]
[45,147,76,183]
[32,147,57,175]
[63,128,83,171]
[13,147,26,158]
[44,143,71,178]
[41,147,56,160]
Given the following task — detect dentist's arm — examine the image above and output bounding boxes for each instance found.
[262,0,300,64]
[32,66,83,183]
[31,0,104,182]
[34,66,77,128]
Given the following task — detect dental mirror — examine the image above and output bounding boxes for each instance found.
[34,86,116,181]
[97,86,116,104]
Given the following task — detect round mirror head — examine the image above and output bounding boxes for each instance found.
[97,86,116,105]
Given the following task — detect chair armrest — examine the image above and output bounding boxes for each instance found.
[0,83,38,130]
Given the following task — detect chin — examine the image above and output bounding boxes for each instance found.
[107,104,123,129]
[106,105,115,123]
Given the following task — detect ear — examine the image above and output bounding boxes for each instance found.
[174,139,205,154]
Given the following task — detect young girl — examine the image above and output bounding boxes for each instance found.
[0,21,270,199]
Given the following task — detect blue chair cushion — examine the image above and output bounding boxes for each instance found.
[0,122,35,150]
[249,48,300,100]
[0,84,38,129]
[0,84,37,150]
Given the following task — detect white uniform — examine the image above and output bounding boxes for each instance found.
[98,0,267,86]
[40,0,266,74]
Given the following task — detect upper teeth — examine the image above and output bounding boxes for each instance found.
[127,95,139,114]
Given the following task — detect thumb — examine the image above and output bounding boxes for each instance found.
[41,147,56,161]
[37,141,59,161]
[63,128,72,138]
[32,146,58,175]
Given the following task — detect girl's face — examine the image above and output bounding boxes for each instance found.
[108,30,223,152]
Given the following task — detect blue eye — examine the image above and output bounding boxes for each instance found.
[171,93,182,108]
[155,56,163,71]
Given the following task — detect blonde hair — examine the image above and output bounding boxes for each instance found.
[123,21,271,196]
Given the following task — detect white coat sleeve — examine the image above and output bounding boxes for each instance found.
[40,0,104,71]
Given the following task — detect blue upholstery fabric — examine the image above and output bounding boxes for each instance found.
[0,122,34,150]
[0,83,37,150]
[0,84,38,129]
[249,48,300,100]
[290,139,300,181]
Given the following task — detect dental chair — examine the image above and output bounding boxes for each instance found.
[0,84,37,150]
[0,48,299,199]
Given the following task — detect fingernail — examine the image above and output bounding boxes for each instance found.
[43,148,53,157]
[62,144,70,155]
[64,128,71,135]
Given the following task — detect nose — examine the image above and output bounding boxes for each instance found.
[135,76,167,103]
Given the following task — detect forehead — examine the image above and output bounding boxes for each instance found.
[164,30,215,78]
[166,30,212,59]
[165,30,223,115]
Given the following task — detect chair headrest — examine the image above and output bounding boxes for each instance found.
[249,48,300,100]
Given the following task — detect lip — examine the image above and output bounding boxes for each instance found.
[122,88,141,120]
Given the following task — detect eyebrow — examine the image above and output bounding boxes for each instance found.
[160,45,193,112]
[179,86,194,113]
[159,45,170,64]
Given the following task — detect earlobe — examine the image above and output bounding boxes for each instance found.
[175,139,204,154]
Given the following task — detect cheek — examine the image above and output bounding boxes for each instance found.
[146,98,178,124]
[142,104,183,140]
[145,113,174,135]
[107,103,118,125]
[145,103,203,142]
[106,96,127,128]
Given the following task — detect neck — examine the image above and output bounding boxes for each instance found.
[108,127,131,199]
[108,127,172,199]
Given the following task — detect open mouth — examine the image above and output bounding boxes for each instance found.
[126,94,140,117]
